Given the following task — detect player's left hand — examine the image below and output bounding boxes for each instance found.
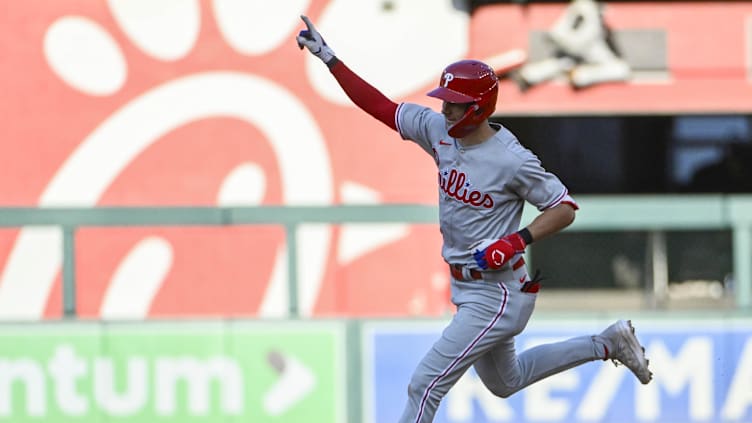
[471,233,527,270]
[296,15,336,64]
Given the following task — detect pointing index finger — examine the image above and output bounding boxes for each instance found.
[300,15,315,31]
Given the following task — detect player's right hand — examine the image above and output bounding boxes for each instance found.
[296,15,336,64]
[471,233,526,270]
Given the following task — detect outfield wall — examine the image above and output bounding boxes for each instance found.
[0,315,750,423]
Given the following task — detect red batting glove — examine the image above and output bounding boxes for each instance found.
[473,233,527,270]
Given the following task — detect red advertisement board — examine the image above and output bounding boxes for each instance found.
[0,1,748,319]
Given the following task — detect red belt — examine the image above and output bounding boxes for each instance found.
[449,257,526,282]
[449,264,483,281]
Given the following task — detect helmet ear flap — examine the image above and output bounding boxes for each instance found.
[447,103,482,138]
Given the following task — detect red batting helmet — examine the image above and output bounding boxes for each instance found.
[427,59,499,138]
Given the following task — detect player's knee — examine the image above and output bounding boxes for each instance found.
[481,378,520,398]
[490,386,517,398]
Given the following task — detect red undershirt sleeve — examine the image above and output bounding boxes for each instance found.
[328,59,399,131]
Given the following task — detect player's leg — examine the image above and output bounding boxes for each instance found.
[474,331,604,398]
[398,283,515,423]
[474,316,652,396]
[473,282,606,397]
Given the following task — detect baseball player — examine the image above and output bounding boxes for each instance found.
[297,16,652,423]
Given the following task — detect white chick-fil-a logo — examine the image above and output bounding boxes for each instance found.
[442,72,454,87]
[438,168,493,208]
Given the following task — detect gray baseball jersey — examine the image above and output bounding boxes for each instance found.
[397,102,576,266]
[395,103,602,423]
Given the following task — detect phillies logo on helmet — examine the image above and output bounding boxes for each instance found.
[442,73,454,87]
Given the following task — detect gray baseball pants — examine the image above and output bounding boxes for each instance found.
[398,274,605,423]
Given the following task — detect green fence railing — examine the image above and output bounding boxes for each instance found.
[0,194,750,317]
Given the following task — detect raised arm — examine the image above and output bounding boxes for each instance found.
[297,15,398,131]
